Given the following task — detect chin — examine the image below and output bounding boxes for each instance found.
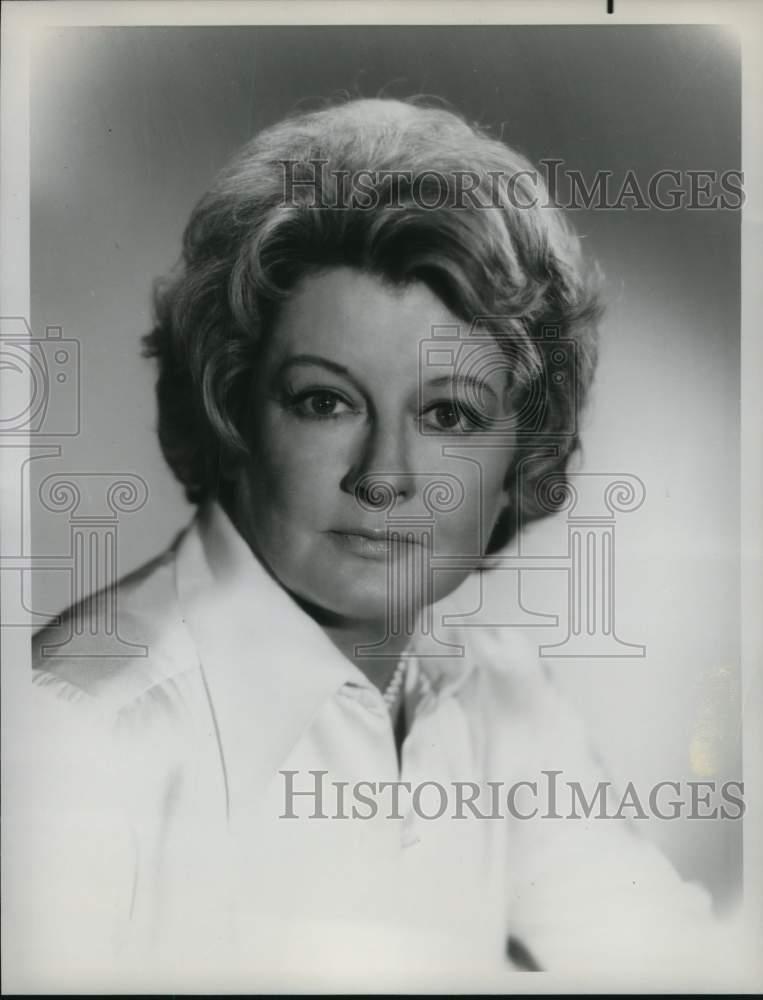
[321,584,416,627]
[303,561,474,628]
[293,571,416,627]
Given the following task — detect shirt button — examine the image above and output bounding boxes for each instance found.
[358,690,380,712]
[341,684,384,714]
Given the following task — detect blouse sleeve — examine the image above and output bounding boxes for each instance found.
[478,627,748,986]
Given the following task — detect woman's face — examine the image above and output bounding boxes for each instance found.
[234,267,516,625]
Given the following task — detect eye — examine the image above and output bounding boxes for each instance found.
[287,388,355,420]
[421,400,483,432]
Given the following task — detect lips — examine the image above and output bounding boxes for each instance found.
[328,528,420,559]
[331,526,421,542]
[338,527,394,541]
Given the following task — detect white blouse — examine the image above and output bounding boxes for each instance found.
[16,500,741,991]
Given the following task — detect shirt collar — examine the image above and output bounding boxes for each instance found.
[174,501,478,826]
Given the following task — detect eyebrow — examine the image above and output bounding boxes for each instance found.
[278,354,353,378]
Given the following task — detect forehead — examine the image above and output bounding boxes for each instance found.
[267,267,464,365]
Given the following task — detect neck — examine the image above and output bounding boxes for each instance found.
[324,622,412,694]
[288,590,414,693]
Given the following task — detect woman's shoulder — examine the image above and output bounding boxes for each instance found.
[31,534,200,719]
[466,624,577,711]
[463,624,608,773]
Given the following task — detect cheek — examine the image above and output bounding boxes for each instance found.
[423,448,510,553]
[248,419,344,520]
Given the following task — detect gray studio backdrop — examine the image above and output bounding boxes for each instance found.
[29,25,741,906]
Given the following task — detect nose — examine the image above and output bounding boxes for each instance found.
[340,419,416,510]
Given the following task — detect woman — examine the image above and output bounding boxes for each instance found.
[25,97,736,990]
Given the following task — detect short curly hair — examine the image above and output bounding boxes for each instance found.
[142,96,602,554]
